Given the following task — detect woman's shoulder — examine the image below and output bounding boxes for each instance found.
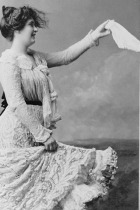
[0,49,18,66]
[0,48,48,69]
[0,49,34,69]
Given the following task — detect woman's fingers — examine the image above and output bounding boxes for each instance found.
[45,144,49,151]
[46,143,52,151]
[48,143,52,151]
[99,20,110,31]
[100,29,111,37]
[52,141,58,151]
[92,20,111,40]
[44,141,58,152]
[96,20,110,35]
[43,136,58,152]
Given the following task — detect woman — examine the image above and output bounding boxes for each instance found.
[0,5,117,210]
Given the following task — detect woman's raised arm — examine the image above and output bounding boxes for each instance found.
[41,20,110,68]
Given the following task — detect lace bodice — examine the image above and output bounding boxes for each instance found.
[0,49,60,142]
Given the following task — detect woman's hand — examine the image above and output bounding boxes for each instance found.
[91,20,111,44]
[43,136,58,152]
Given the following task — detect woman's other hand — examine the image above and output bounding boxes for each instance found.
[91,20,111,45]
[44,136,58,152]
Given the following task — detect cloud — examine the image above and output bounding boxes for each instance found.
[55,51,139,141]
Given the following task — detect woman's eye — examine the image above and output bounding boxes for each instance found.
[29,22,35,27]
[30,23,34,27]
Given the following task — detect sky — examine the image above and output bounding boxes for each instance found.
[0,0,139,141]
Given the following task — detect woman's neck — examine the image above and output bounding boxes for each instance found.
[10,40,29,56]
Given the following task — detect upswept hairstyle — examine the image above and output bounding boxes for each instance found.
[0,5,48,41]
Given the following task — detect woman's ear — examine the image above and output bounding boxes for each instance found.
[13,30,21,39]
[14,30,20,35]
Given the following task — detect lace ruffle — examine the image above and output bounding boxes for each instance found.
[60,147,118,210]
[0,49,34,69]
[0,49,18,66]
[88,147,118,189]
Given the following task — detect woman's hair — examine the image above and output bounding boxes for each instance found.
[0,5,48,41]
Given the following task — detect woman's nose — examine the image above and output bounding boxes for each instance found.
[34,26,38,32]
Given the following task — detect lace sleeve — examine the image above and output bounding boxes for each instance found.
[0,62,52,143]
[36,30,96,68]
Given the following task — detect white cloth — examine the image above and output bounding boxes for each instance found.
[105,20,140,52]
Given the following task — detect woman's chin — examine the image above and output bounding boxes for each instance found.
[29,39,35,46]
[31,36,36,43]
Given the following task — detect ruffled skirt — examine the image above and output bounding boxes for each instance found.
[0,144,117,210]
[0,106,118,210]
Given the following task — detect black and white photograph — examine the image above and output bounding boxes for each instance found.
[0,0,139,209]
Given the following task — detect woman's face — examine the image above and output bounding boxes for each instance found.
[16,19,38,47]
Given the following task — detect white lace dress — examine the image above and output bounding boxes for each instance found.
[0,34,117,210]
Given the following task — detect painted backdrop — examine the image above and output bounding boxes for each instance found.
[0,0,139,142]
